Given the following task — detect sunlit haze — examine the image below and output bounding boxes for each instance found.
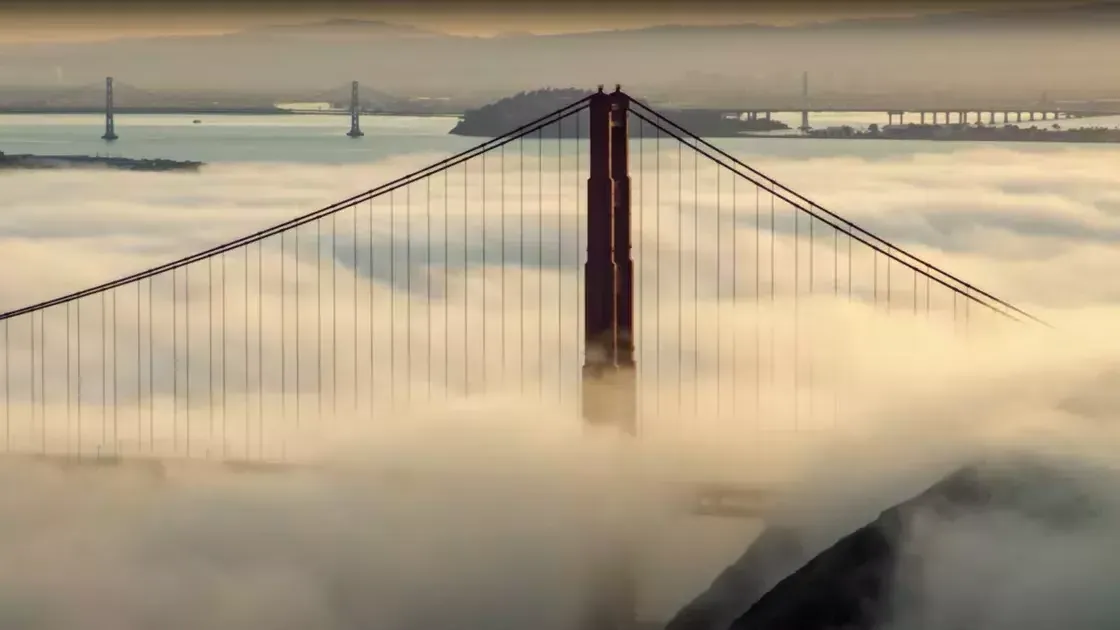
[2,4,1120,629]
[0,1,1082,41]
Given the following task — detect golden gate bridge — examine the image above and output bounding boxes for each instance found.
[0,85,1038,629]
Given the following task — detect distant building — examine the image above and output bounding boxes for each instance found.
[274,101,333,112]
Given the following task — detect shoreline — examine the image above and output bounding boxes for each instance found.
[0,107,462,118]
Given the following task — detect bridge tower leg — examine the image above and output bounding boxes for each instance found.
[101,76,118,142]
[610,88,636,392]
[580,84,638,630]
[582,84,636,437]
[347,80,364,138]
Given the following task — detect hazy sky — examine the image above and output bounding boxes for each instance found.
[0,0,1074,42]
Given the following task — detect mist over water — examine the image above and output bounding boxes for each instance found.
[3,116,1120,627]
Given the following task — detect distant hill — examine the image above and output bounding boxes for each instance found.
[625,1,1120,33]
[250,19,441,38]
[449,88,594,137]
[449,88,791,138]
[0,3,1117,99]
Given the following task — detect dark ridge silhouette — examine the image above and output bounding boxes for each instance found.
[665,526,808,630]
[671,456,1103,630]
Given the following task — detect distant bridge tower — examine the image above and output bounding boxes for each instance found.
[101,76,118,141]
[799,70,811,133]
[347,80,364,138]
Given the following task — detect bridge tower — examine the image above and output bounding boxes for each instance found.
[581,84,638,630]
[347,80,364,138]
[582,84,636,437]
[101,76,118,141]
[799,70,811,133]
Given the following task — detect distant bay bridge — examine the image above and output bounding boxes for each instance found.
[1,73,1117,141]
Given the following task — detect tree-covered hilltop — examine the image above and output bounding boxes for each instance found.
[449,87,791,138]
[449,88,594,138]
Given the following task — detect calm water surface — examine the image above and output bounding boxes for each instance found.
[5,111,1120,167]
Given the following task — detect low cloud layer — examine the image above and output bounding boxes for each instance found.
[1,140,1120,627]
